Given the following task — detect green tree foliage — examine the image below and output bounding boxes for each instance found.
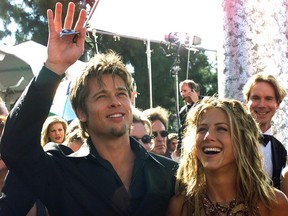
[0,0,218,129]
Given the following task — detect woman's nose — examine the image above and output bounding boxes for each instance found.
[203,130,215,141]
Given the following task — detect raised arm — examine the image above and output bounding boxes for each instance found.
[0,1,86,176]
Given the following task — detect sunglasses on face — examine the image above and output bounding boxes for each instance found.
[152,130,169,138]
[131,134,152,144]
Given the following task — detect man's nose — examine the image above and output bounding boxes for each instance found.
[259,99,266,106]
[110,96,121,107]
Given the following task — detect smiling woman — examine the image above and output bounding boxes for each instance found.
[166,96,288,216]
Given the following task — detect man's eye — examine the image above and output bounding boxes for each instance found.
[96,95,105,100]
[251,96,259,100]
[118,92,128,97]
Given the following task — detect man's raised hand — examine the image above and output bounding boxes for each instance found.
[45,2,87,75]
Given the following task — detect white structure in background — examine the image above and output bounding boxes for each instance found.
[220,0,288,149]
[0,42,34,108]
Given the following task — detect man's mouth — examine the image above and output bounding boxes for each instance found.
[255,111,268,116]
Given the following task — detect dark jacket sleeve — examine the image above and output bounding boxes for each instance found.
[0,144,73,216]
[0,66,63,184]
[0,171,37,215]
[271,136,287,189]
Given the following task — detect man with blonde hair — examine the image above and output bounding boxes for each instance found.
[243,73,287,189]
[0,2,177,215]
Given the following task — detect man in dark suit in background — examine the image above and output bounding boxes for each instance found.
[177,80,201,156]
[243,73,287,189]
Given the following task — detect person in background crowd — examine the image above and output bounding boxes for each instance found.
[177,80,201,157]
[143,106,170,157]
[243,73,287,189]
[41,115,68,146]
[166,97,288,216]
[130,107,154,151]
[0,2,178,215]
[0,96,9,192]
[0,116,6,139]
[0,97,8,117]
[165,133,179,162]
[0,96,9,193]
[64,118,86,152]
[0,115,7,192]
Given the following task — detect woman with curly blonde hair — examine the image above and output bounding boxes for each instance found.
[166,97,288,216]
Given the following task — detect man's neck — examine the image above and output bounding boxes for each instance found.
[91,134,135,191]
[260,124,272,134]
[92,134,131,159]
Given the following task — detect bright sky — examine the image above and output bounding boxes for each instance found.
[1,0,223,52]
[89,0,223,51]
[0,20,17,46]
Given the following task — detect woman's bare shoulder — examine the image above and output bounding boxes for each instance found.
[166,194,188,216]
[272,189,288,215]
[258,189,288,216]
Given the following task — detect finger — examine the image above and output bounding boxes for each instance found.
[54,2,63,31]
[74,9,87,31]
[47,9,54,34]
[64,2,75,29]
[75,27,87,47]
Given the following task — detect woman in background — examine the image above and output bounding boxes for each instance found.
[41,115,68,146]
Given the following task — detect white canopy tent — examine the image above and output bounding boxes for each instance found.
[0,42,34,109]
[0,40,85,120]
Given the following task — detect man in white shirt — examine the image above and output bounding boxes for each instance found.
[243,73,287,189]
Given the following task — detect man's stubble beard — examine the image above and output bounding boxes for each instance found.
[110,124,130,137]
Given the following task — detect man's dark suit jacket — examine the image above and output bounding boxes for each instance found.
[0,67,178,216]
[177,104,193,154]
[270,136,287,189]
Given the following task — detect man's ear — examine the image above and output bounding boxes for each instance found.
[76,108,87,122]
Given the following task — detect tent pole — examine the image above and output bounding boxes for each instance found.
[146,38,153,108]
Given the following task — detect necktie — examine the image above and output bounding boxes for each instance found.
[260,134,272,147]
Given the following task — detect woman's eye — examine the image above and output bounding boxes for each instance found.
[217,127,228,132]
[197,127,207,133]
